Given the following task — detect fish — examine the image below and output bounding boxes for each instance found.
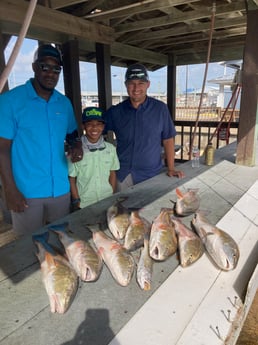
[32,232,79,314]
[171,216,204,267]
[107,197,131,240]
[124,210,151,251]
[92,230,134,286]
[172,188,200,216]
[149,208,178,261]
[191,212,240,271]
[48,223,102,282]
[136,234,153,291]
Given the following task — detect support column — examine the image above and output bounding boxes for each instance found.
[0,31,11,93]
[95,43,112,111]
[236,7,258,166]
[62,40,82,134]
[167,54,176,121]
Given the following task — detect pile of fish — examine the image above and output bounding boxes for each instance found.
[33,223,103,314]
[33,188,240,314]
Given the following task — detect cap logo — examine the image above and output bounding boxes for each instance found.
[85,108,102,117]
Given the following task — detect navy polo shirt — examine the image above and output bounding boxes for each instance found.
[0,79,78,198]
[104,96,176,184]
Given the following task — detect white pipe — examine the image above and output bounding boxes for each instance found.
[0,0,38,93]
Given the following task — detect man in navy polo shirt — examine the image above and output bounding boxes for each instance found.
[0,44,82,236]
[104,63,185,191]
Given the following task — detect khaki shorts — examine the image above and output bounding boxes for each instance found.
[11,193,70,237]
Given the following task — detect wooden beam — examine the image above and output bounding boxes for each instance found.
[49,0,87,10]
[111,42,168,66]
[236,9,258,166]
[114,2,246,34]
[84,0,199,21]
[125,17,246,43]
[0,0,114,45]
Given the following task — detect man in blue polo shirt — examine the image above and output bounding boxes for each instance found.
[104,63,185,191]
[0,44,83,236]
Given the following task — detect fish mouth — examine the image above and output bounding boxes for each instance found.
[153,246,159,257]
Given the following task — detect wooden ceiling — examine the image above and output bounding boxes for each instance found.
[0,0,257,70]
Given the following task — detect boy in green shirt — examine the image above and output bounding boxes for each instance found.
[68,107,120,210]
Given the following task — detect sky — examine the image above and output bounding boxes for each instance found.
[3,37,237,96]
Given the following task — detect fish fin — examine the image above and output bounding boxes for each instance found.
[175,188,184,198]
[116,196,129,204]
[48,222,69,233]
[111,242,122,251]
[45,251,60,267]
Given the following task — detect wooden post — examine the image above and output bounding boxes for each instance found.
[95,43,114,143]
[236,7,258,166]
[167,54,176,122]
[0,31,11,93]
[95,43,112,111]
[62,40,82,134]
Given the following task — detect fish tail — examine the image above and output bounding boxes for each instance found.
[32,231,49,244]
[32,231,56,255]
[175,188,184,198]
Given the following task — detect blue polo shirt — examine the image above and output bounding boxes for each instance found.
[104,96,176,184]
[0,79,78,198]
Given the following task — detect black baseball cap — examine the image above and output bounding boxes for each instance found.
[125,63,149,82]
[82,107,105,124]
[33,44,62,65]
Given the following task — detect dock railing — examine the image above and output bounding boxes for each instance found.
[174,120,238,162]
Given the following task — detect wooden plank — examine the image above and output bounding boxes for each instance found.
[0,0,114,45]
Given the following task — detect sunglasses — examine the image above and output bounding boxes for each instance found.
[87,143,106,152]
[37,62,62,74]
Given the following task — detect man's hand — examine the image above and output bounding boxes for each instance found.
[68,141,83,163]
[5,188,28,212]
[167,169,185,178]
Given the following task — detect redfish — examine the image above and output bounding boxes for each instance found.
[107,197,130,240]
[136,234,153,291]
[149,208,177,261]
[49,223,102,282]
[172,216,204,267]
[33,232,78,314]
[173,188,200,216]
[191,212,240,271]
[124,210,151,251]
[92,230,134,286]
